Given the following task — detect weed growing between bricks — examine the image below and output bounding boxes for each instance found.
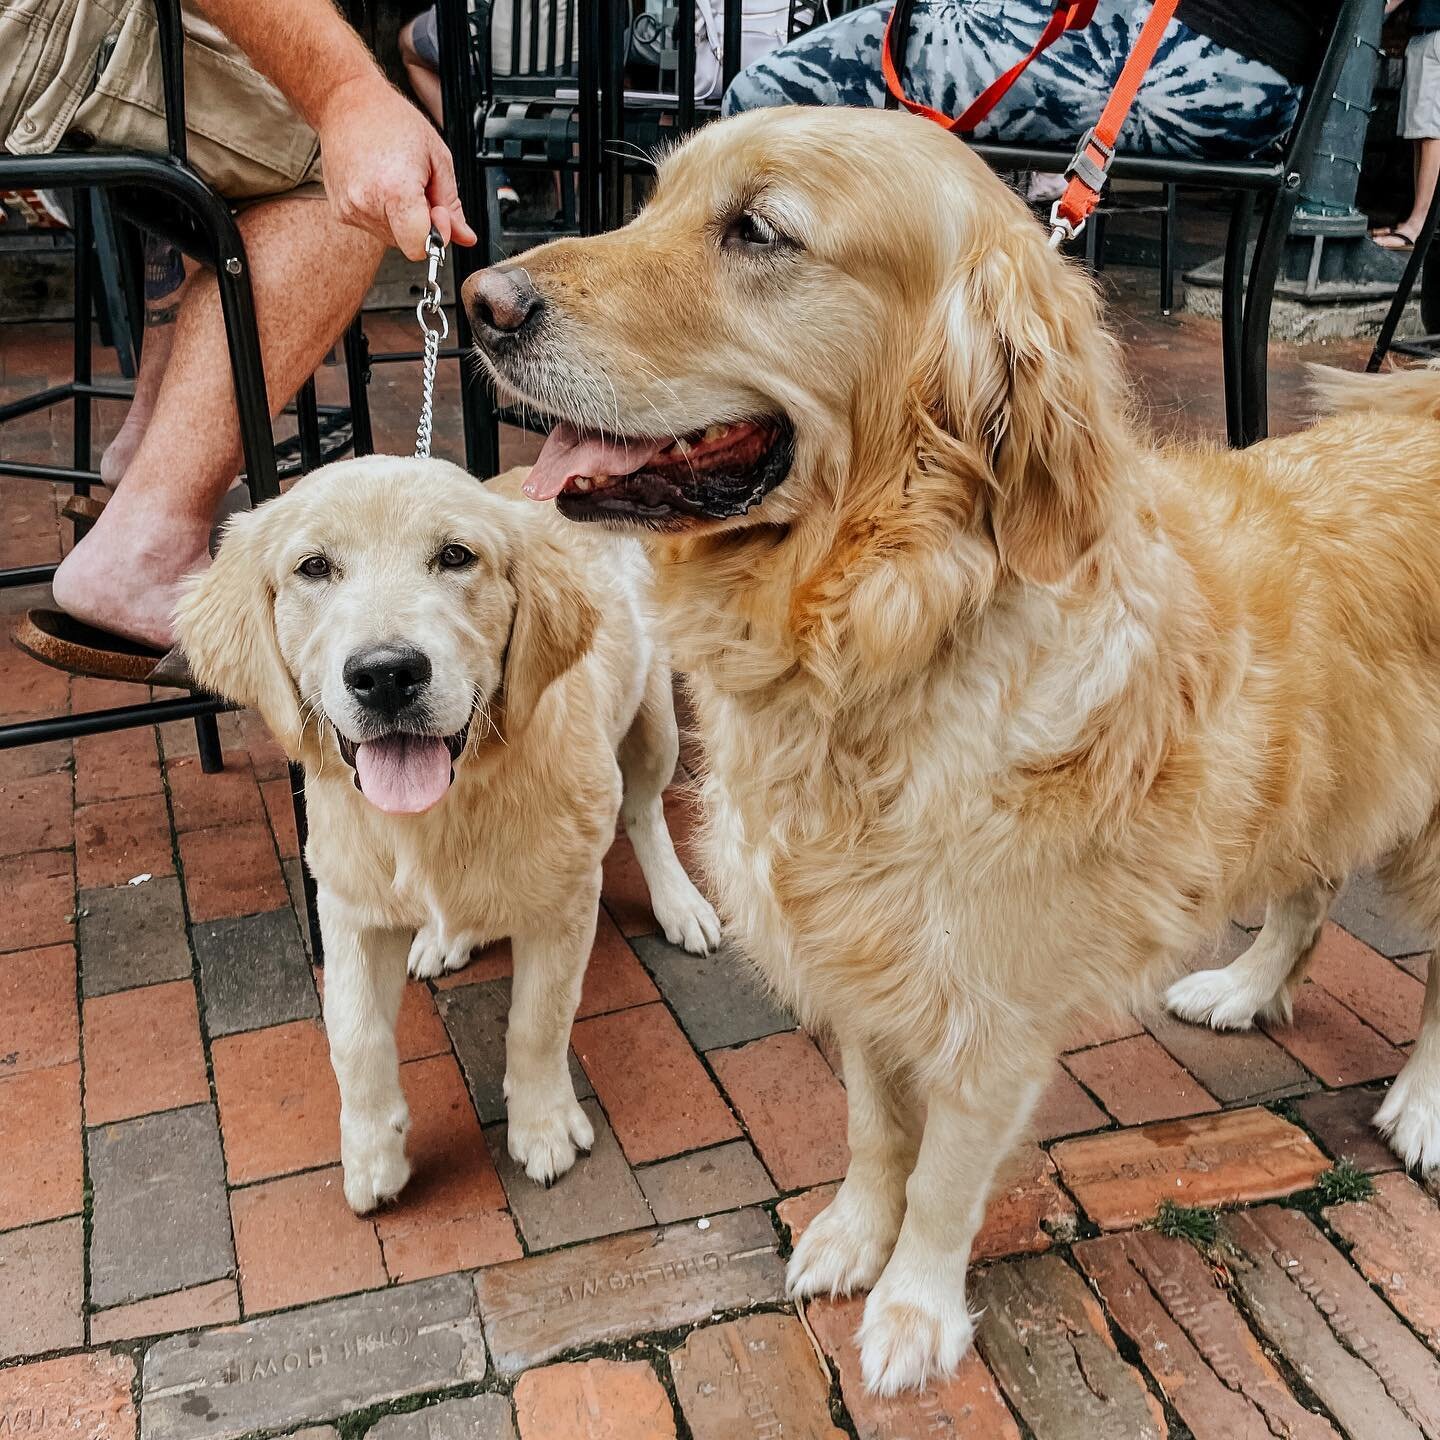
[1152,1199,1219,1244]
[1315,1158,1375,1204]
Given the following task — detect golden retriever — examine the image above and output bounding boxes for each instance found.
[461,104,1440,1393]
[175,456,719,1205]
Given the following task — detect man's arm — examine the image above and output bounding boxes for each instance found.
[189,0,478,259]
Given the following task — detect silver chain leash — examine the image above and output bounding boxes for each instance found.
[415,228,449,460]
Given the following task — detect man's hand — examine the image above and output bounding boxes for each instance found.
[317,75,478,261]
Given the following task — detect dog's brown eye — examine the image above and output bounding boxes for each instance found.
[726,210,781,250]
[437,543,475,570]
[297,554,331,580]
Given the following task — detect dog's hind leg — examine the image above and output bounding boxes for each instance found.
[787,1041,920,1301]
[1164,879,1333,1031]
[1374,811,1440,1174]
[617,665,721,955]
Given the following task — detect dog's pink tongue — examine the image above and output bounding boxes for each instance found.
[354,736,452,814]
[525,423,668,500]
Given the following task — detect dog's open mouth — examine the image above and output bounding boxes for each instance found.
[523,418,793,528]
[335,723,470,815]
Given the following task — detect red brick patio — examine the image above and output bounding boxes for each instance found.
[1,280,1437,1439]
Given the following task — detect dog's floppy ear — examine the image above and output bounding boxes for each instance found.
[501,534,600,734]
[932,219,1125,585]
[174,507,305,755]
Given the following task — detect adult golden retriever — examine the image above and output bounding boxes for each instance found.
[464,105,1440,1392]
[176,457,718,1206]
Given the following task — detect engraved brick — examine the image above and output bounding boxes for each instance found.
[0,1217,83,1361]
[633,936,792,1050]
[476,1206,786,1373]
[1226,1203,1440,1440]
[1221,1206,1440,1440]
[1294,1085,1401,1172]
[807,1296,1020,1440]
[367,1395,515,1440]
[78,879,192,997]
[437,978,592,1125]
[88,1105,234,1309]
[140,1274,487,1440]
[974,1254,1165,1440]
[637,1140,776,1223]
[489,1098,651,1251]
[671,1313,844,1440]
[0,1351,135,1440]
[515,1359,674,1440]
[1075,1229,1337,1440]
[1325,1172,1440,1346]
[193,909,318,1037]
[1051,1106,1328,1229]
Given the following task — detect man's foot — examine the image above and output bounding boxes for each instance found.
[1374,226,1421,252]
[51,501,211,651]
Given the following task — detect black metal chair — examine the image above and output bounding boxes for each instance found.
[918,0,1373,447]
[1367,181,1440,370]
[0,0,336,958]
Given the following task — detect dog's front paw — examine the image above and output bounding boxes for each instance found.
[858,1266,976,1396]
[507,1093,594,1186]
[1164,964,1286,1031]
[1375,1055,1440,1175]
[651,878,722,956]
[408,924,481,980]
[341,1116,411,1215]
[786,1187,901,1299]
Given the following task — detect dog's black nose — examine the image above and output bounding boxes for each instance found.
[464,265,543,337]
[344,645,432,717]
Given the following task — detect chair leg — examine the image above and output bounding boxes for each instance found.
[194,713,225,773]
[1222,192,1255,450]
[1238,189,1299,448]
[72,195,93,492]
[1160,184,1177,317]
[289,762,325,964]
[343,318,374,457]
[296,376,322,472]
[1368,179,1440,371]
[213,230,280,503]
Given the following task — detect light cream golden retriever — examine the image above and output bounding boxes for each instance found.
[463,104,1440,1393]
[176,456,719,1205]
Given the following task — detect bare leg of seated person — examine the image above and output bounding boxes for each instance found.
[53,197,383,651]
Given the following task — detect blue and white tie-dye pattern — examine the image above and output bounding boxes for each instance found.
[723,0,1302,160]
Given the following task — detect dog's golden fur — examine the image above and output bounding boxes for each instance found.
[176,458,717,1207]
[470,105,1440,1393]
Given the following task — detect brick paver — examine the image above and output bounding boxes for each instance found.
[574,1002,739,1164]
[1052,1106,1329,1229]
[232,1167,386,1313]
[82,978,209,1125]
[0,1350,135,1440]
[709,1031,849,1189]
[0,943,78,1075]
[807,1296,1021,1440]
[6,308,1440,1440]
[1326,1172,1440,1346]
[672,1313,844,1440]
[0,1217,83,1361]
[515,1359,676,1440]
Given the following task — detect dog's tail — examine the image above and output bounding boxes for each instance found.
[1310,359,1440,420]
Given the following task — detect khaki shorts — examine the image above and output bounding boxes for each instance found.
[0,0,323,202]
[1403,30,1440,141]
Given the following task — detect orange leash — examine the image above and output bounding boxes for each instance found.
[881,0,1183,244]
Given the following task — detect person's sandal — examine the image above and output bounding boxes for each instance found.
[60,495,107,526]
[13,609,195,689]
[1374,229,1418,251]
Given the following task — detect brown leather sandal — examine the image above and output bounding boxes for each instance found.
[60,494,108,526]
[13,609,195,689]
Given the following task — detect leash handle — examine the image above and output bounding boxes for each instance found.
[415,227,448,461]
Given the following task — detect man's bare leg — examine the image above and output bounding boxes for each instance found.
[53,196,383,649]
[100,239,188,487]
